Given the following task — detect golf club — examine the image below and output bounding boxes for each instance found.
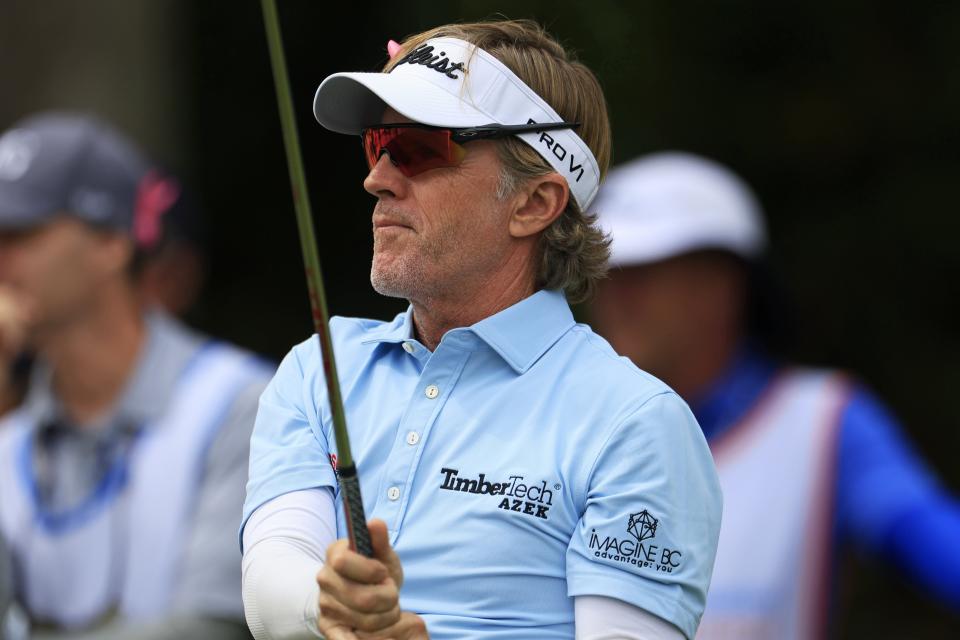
[259,0,373,558]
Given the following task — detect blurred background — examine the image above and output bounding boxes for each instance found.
[2,0,957,636]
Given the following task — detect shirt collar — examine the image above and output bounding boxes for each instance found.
[470,289,575,374]
[359,306,417,345]
[361,289,576,374]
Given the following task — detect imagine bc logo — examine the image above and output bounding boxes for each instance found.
[627,510,658,542]
[588,509,683,573]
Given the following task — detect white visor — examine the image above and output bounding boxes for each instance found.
[313,37,601,210]
[594,152,768,267]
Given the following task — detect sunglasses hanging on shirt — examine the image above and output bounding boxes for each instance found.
[361,121,580,178]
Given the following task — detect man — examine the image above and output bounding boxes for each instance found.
[0,112,271,638]
[591,151,960,638]
[0,174,207,423]
[241,19,722,640]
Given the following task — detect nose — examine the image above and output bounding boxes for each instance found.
[363,152,408,200]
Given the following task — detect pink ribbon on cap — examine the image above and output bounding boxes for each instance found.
[387,39,402,59]
[133,170,180,249]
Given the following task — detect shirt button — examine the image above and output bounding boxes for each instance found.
[387,486,401,501]
[406,431,420,445]
[402,342,415,354]
[424,384,440,399]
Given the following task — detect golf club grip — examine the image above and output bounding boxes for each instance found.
[338,465,373,557]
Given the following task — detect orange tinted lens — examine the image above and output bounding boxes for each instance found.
[362,127,466,177]
[363,128,396,169]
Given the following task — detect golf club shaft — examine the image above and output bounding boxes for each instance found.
[260,0,373,558]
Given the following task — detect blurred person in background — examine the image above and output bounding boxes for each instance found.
[590,152,960,639]
[0,169,208,422]
[0,112,270,639]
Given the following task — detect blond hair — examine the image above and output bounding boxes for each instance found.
[385,20,612,304]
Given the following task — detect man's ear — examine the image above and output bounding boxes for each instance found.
[508,173,569,239]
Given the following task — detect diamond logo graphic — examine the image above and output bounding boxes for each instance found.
[627,510,658,542]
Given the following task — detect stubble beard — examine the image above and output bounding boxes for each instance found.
[369,198,504,305]
[370,231,442,302]
[370,246,425,301]
[369,227,475,304]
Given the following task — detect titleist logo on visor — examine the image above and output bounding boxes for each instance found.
[396,45,465,79]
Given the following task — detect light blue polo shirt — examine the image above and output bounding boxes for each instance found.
[243,289,721,639]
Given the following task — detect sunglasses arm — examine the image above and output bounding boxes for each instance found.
[451,121,581,142]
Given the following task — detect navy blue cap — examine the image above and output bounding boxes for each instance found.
[0,112,179,248]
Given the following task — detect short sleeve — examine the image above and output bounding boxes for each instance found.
[241,337,337,547]
[566,391,722,640]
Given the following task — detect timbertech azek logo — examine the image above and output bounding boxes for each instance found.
[438,467,558,520]
[589,509,683,573]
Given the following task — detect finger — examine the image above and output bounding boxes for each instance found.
[316,621,359,640]
[355,611,429,640]
[0,286,33,322]
[367,519,403,588]
[318,590,402,632]
[325,538,389,584]
[317,568,400,615]
[0,288,30,358]
[367,519,391,562]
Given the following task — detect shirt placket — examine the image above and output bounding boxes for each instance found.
[372,338,472,542]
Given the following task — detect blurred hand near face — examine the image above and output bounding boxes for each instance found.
[0,285,31,370]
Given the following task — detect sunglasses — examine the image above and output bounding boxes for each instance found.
[360,121,580,178]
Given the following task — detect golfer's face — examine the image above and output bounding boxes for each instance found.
[363,110,511,302]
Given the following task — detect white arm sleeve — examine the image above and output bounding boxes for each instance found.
[241,488,337,640]
[575,595,686,640]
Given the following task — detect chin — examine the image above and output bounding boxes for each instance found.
[370,264,414,300]
[370,249,435,301]
[371,278,405,299]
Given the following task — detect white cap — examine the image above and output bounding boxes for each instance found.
[313,37,601,210]
[594,152,767,267]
